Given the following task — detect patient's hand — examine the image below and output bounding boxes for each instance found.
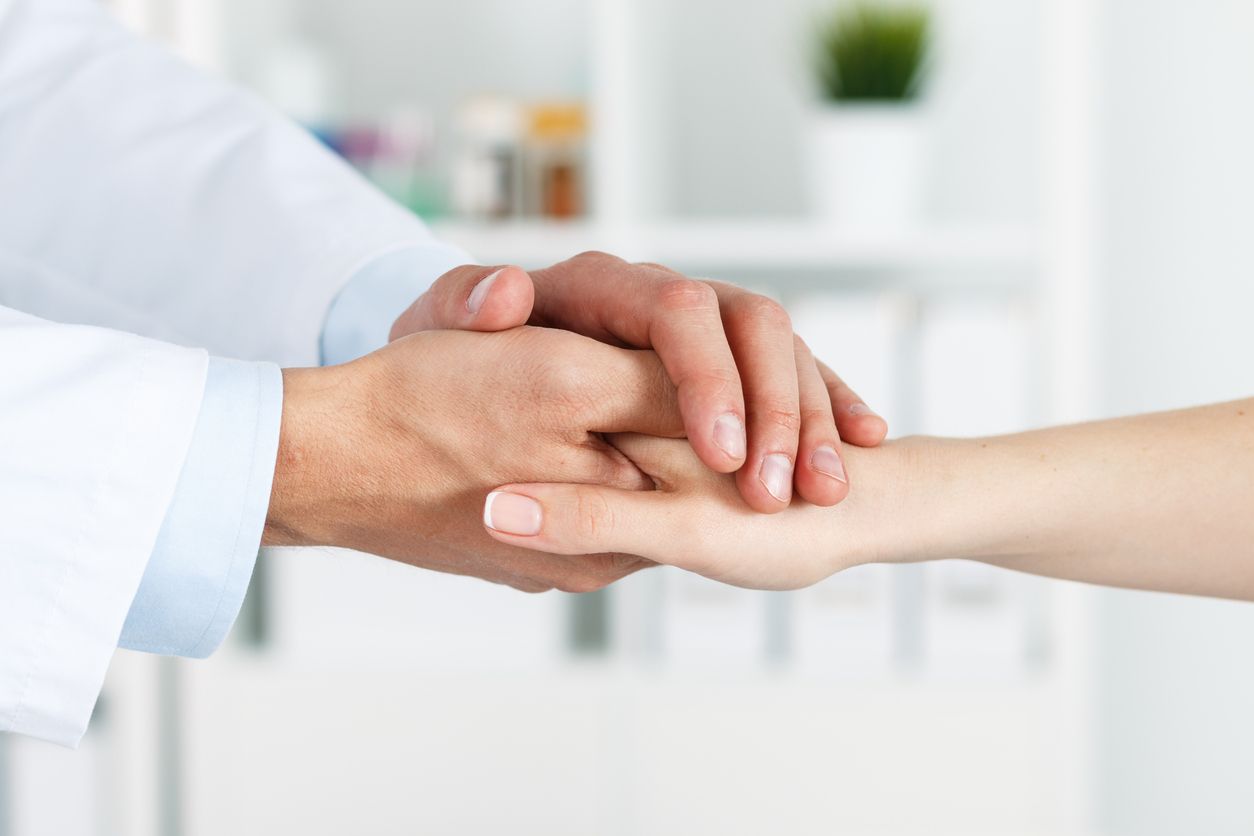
[488,398,1254,601]
[478,433,904,590]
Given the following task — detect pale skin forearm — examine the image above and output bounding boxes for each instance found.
[864,399,1254,600]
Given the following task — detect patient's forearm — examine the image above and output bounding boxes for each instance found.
[872,400,1254,600]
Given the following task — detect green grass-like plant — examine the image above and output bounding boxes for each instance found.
[815,2,931,102]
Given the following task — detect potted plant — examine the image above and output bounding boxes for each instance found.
[807,2,932,227]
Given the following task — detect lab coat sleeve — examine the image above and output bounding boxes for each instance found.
[0,304,207,747]
[0,0,467,366]
[119,358,282,658]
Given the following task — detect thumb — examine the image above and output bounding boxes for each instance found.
[481,483,678,563]
[389,264,535,341]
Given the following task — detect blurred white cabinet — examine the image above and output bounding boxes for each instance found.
[173,657,1083,836]
[265,547,565,672]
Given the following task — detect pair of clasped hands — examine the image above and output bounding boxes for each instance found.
[264,252,892,593]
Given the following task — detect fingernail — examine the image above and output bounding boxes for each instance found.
[810,446,847,483]
[713,412,747,460]
[466,268,505,314]
[759,453,793,502]
[483,490,543,536]
[848,402,877,417]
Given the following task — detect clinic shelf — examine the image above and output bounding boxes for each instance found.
[430,219,1039,277]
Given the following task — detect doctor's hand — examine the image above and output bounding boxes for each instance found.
[262,327,682,593]
[389,255,889,514]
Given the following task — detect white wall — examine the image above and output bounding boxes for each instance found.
[1096,1,1254,832]
[297,0,591,120]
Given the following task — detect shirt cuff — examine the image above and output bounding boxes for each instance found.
[119,358,283,658]
[320,242,471,365]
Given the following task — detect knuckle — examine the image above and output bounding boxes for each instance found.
[738,295,792,330]
[550,360,591,396]
[574,488,616,543]
[682,367,740,397]
[531,347,593,398]
[800,405,834,427]
[754,404,802,433]
[655,278,718,314]
[571,249,618,266]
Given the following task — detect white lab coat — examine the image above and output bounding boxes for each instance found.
[0,0,445,744]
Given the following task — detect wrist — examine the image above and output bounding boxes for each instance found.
[843,434,1034,568]
[833,435,960,568]
[263,366,354,547]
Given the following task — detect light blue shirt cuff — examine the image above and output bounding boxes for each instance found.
[320,243,472,365]
[119,358,283,658]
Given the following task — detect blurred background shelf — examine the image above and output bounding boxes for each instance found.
[431,219,1039,276]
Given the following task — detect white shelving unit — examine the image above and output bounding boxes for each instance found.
[432,219,1038,277]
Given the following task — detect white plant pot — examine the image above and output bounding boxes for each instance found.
[806,104,927,229]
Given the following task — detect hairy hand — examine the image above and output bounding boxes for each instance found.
[390,254,888,513]
[264,327,681,593]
